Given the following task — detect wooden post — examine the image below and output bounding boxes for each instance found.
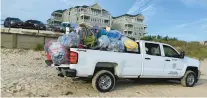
[12,33,17,48]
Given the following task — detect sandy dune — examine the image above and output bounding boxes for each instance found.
[1,48,207,97]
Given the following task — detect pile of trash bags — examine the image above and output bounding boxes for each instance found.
[44,23,139,64]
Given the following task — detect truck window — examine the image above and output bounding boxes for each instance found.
[163,45,180,58]
[145,43,161,56]
[124,42,140,54]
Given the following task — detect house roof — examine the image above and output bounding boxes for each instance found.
[53,9,66,13]
[112,14,143,19]
[51,9,66,16]
[74,5,89,8]
[71,3,108,11]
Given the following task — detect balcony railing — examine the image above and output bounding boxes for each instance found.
[79,19,110,26]
[79,11,111,19]
[124,19,144,24]
[53,17,62,22]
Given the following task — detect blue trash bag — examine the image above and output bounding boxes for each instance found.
[97,29,107,38]
[97,35,110,48]
[71,23,78,29]
[48,42,68,64]
[107,39,124,52]
[106,30,122,40]
[118,40,125,52]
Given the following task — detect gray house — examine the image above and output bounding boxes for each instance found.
[112,14,147,40]
[47,9,66,25]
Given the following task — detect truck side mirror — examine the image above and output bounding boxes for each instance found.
[180,51,185,59]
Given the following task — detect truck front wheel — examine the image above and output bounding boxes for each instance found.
[181,70,196,87]
[92,70,115,92]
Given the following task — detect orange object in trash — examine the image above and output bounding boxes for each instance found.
[47,52,52,60]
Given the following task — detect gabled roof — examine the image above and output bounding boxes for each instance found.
[71,3,107,11]
[53,9,66,13]
[90,3,102,10]
[74,5,89,8]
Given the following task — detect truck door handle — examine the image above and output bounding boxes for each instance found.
[165,59,171,61]
[145,58,151,60]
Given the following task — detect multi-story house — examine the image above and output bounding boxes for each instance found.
[112,14,147,40]
[48,4,147,39]
[62,3,112,27]
[47,9,65,25]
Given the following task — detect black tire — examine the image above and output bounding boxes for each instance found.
[92,70,115,92]
[181,70,196,87]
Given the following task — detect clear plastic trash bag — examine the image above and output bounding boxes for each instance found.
[58,32,80,48]
[48,42,69,64]
[97,35,110,48]
[44,40,56,53]
[57,36,63,42]
[107,39,124,52]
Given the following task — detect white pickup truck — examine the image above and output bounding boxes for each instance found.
[46,40,201,92]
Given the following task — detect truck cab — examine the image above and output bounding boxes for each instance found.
[46,40,201,92]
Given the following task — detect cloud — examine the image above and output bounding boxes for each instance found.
[172,18,207,29]
[163,18,207,41]
[127,0,158,22]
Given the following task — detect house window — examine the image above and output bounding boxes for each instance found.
[124,31,127,35]
[128,31,132,35]
[104,20,109,24]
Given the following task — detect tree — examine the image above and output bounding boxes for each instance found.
[157,35,162,39]
[163,36,168,41]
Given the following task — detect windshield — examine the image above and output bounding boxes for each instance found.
[31,20,44,24]
[61,23,70,27]
[9,18,22,22]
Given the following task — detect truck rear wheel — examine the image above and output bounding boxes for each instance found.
[92,70,115,92]
[181,70,196,87]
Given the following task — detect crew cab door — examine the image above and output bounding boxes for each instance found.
[142,42,165,77]
[121,42,142,77]
[162,44,184,77]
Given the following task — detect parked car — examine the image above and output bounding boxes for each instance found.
[4,17,23,28]
[53,22,71,33]
[52,22,78,33]
[23,20,46,30]
[45,40,201,92]
[53,24,65,33]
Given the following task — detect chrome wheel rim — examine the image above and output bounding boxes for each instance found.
[187,74,195,85]
[98,75,112,90]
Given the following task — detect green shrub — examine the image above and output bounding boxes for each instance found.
[34,44,44,51]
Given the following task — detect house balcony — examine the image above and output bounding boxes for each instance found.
[52,17,63,22]
[79,11,111,19]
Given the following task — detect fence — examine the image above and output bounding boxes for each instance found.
[1,28,63,49]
